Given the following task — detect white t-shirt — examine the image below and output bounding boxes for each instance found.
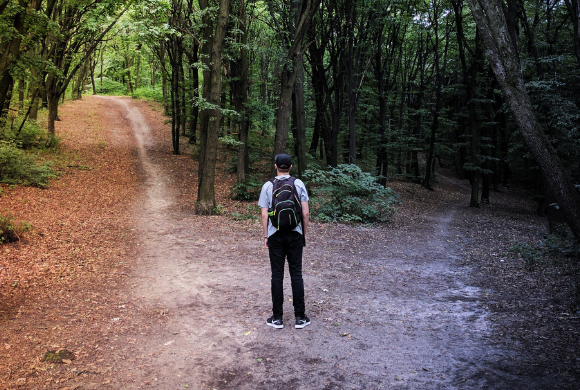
[258,175,309,237]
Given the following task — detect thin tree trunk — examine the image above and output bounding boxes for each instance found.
[292,60,307,177]
[90,53,97,95]
[188,42,199,144]
[46,92,60,135]
[18,78,25,111]
[233,1,250,183]
[423,11,442,189]
[134,43,142,89]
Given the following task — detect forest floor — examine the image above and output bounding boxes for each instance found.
[0,96,579,390]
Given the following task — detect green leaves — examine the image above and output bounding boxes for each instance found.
[0,141,56,187]
[304,164,400,224]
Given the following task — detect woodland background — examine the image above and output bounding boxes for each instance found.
[1,0,580,232]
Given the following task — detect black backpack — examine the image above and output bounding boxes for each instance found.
[268,177,302,231]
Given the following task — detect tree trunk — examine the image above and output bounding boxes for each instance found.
[307,24,330,161]
[375,31,388,185]
[90,53,97,95]
[423,2,443,189]
[347,0,356,164]
[232,2,250,183]
[160,42,169,115]
[187,42,199,144]
[47,92,60,135]
[467,0,580,240]
[134,43,142,90]
[292,61,307,177]
[469,100,480,206]
[0,0,28,118]
[196,0,230,215]
[18,78,25,111]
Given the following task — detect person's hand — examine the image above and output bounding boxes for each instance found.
[303,235,307,247]
[264,237,269,249]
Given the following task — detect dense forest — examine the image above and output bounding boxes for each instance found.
[1,0,579,236]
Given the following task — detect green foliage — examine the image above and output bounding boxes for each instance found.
[510,234,580,271]
[230,204,261,221]
[0,141,56,187]
[303,164,400,224]
[231,175,263,201]
[213,204,226,215]
[247,99,274,136]
[132,86,164,102]
[0,213,32,243]
[94,77,127,95]
[1,119,56,149]
[219,134,243,148]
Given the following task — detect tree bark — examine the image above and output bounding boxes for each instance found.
[196,0,230,215]
[467,0,580,239]
[186,42,199,144]
[423,0,445,189]
[231,1,250,183]
[292,61,307,177]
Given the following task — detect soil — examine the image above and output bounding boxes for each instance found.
[1,96,579,389]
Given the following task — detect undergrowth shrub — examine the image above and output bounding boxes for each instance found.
[0,213,32,243]
[230,204,260,221]
[132,86,164,102]
[0,141,56,187]
[231,175,263,201]
[94,77,126,95]
[510,234,580,272]
[303,164,400,224]
[1,118,57,149]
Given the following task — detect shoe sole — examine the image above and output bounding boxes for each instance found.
[267,322,283,329]
[295,321,310,329]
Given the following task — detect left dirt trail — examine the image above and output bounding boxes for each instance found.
[100,96,270,389]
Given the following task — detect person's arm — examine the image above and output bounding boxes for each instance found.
[261,207,270,248]
[301,201,309,246]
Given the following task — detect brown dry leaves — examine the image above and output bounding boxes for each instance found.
[0,96,247,389]
[0,97,141,389]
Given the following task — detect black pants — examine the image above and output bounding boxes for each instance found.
[268,231,305,318]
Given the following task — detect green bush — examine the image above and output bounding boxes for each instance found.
[1,118,57,150]
[510,234,580,271]
[0,142,56,187]
[93,77,126,95]
[0,213,32,243]
[230,204,261,221]
[303,164,400,224]
[231,175,263,201]
[132,86,164,102]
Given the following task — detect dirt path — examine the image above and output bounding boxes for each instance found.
[87,96,557,390]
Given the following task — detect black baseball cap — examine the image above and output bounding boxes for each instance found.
[275,154,292,169]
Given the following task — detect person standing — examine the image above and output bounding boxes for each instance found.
[258,154,310,329]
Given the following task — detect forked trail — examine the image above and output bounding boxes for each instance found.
[91,96,551,390]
